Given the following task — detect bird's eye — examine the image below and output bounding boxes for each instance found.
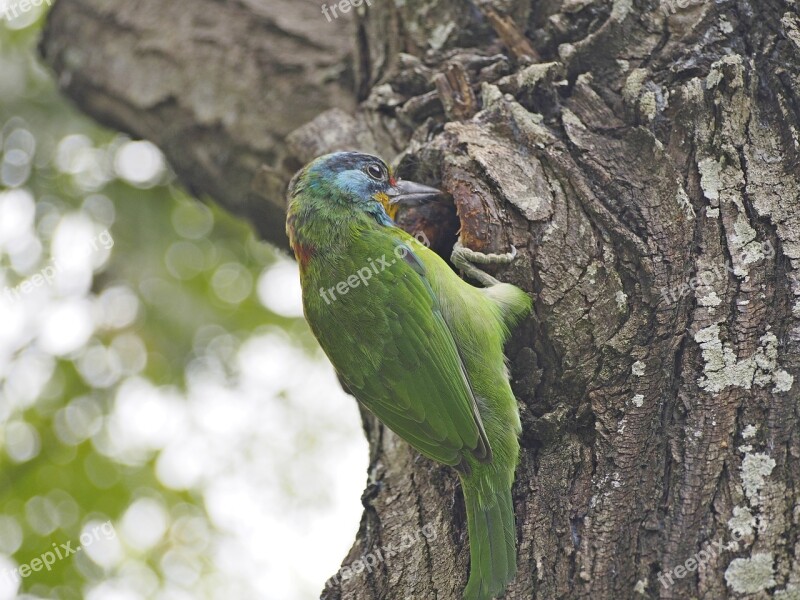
[366,163,387,181]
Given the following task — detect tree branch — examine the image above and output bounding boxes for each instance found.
[40,0,358,248]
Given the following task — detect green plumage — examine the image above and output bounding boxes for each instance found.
[286,152,531,599]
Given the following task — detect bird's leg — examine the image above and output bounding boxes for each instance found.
[451,240,517,287]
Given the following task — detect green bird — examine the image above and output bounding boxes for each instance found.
[286,152,531,599]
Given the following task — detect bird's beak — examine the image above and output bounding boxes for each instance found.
[385,179,443,206]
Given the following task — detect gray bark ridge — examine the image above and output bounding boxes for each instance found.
[41,0,800,598]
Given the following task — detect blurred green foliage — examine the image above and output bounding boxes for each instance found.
[0,6,367,600]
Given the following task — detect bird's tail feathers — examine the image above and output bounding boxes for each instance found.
[463,484,517,600]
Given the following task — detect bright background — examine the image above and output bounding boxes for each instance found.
[0,4,368,599]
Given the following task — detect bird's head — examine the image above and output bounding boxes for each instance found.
[288,152,442,223]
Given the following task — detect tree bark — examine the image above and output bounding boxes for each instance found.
[41,0,800,598]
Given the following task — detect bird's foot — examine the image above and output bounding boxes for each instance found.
[451,240,517,287]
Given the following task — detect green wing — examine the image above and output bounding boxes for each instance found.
[305,228,491,468]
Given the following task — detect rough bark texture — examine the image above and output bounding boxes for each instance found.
[41,0,800,598]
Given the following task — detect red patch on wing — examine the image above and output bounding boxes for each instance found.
[389,176,397,186]
[293,242,315,269]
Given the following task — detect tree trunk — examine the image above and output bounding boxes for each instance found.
[41,0,800,598]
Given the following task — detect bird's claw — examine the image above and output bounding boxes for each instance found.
[451,241,519,287]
